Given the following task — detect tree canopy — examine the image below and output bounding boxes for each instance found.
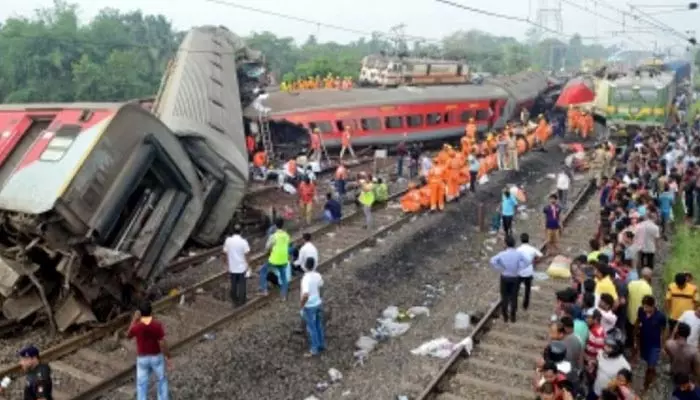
[0,1,623,104]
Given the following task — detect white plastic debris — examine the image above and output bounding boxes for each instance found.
[342,390,352,396]
[382,306,400,320]
[304,396,320,400]
[533,272,549,281]
[328,368,343,383]
[454,312,471,331]
[406,306,430,318]
[376,319,411,337]
[458,337,474,355]
[355,336,378,352]
[546,173,556,179]
[410,337,457,359]
[282,182,297,194]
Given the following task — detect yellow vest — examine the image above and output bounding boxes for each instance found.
[359,185,375,206]
[268,230,290,265]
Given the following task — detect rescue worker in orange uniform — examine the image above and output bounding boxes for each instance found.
[428,159,446,211]
[465,117,477,141]
[534,115,551,144]
[309,128,322,161]
[246,134,255,160]
[339,126,356,160]
[400,182,422,213]
[446,150,462,201]
[436,144,451,165]
[460,134,472,157]
[567,105,580,135]
[580,111,594,138]
[419,184,431,209]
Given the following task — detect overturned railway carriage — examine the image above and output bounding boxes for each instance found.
[244,71,549,152]
[0,26,263,331]
[0,103,203,330]
[152,25,264,247]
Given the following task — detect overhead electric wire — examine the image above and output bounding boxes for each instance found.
[560,0,651,49]
[203,0,442,43]
[588,0,694,43]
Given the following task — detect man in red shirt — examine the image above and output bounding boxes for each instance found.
[127,301,171,400]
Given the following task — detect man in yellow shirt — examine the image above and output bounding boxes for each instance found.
[594,264,618,302]
[666,272,699,331]
[628,267,653,329]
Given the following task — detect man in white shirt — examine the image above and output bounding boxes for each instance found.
[516,233,542,310]
[294,233,319,273]
[556,170,571,211]
[223,225,250,307]
[300,258,325,357]
[677,306,700,347]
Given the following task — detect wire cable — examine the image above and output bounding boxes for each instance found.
[560,0,651,49]
[203,0,442,43]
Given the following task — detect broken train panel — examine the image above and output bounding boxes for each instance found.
[154,25,266,246]
[0,103,203,331]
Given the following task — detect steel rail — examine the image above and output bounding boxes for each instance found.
[414,180,596,400]
[0,182,410,381]
[70,191,416,399]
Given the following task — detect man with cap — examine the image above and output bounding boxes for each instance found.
[18,345,53,400]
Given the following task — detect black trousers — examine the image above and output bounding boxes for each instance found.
[229,272,247,307]
[500,276,520,322]
[519,276,533,310]
[639,252,655,270]
[469,170,478,192]
[502,215,514,237]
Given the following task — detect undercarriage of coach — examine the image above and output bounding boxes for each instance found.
[0,148,198,335]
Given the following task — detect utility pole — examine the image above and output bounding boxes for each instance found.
[535,0,564,71]
[387,24,407,58]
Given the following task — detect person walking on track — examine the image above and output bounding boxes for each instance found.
[501,188,518,237]
[517,232,542,311]
[223,224,250,307]
[339,126,356,160]
[490,235,528,323]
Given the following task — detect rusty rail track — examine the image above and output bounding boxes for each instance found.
[0,176,414,400]
[414,179,597,400]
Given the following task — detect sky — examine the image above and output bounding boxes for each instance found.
[2,0,697,54]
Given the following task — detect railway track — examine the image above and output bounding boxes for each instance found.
[414,179,599,400]
[0,138,558,400]
[0,163,414,400]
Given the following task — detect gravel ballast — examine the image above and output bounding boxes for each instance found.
[103,138,589,400]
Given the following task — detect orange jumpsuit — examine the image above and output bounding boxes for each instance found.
[535,120,550,143]
[465,122,477,140]
[400,185,422,213]
[419,186,431,208]
[580,114,593,138]
[446,153,462,200]
[253,151,267,168]
[428,165,445,211]
[460,136,472,156]
[567,108,580,134]
[454,152,468,186]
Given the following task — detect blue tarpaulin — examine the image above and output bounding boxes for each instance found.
[663,60,691,84]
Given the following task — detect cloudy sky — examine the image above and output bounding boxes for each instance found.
[2,0,697,52]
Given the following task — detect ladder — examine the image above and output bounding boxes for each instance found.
[258,110,274,162]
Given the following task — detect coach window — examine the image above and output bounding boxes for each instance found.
[475,110,490,121]
[335,120,358,132]
[309,121,333,134]
[360,117,381,131]
[384,116,403,129]
[40,126,81,162]
[426,112,441,126]
[460,110,474,123]
[406,114,423,128]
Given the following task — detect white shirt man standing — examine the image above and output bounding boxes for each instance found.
[294,232,319,273]
[516,232,542,311]
[223,225,250,307]
[556,170,571,210]
[300,258,325,357]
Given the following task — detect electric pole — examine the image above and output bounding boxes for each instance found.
[535,0,564,71]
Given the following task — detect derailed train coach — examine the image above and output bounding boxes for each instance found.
[0,26,264,331]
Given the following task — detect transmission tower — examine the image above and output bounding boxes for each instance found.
[534,0,564,71]
[386,24,408,58]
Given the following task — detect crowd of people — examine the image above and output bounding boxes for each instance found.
[527,103,700,399]
[279,74,354,92]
